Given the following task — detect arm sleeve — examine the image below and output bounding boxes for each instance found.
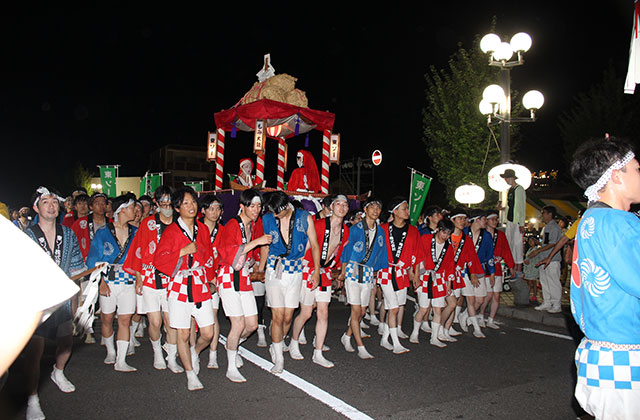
[514,185,526,226]
[154,229,182,277]
[86,230,103,268]
[68,231,87,276]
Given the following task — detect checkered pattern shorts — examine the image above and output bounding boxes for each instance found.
[376,266,408,286]
[575,339,640,390]
[267,255,303,274]
[142,263,169,288]
[108,267,135,285]
[345,261,373,284]
[167,270,209,303]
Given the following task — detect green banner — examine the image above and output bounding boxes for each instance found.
[409,171,431,225]
[99,166,118,198]
[184,181,203,192]
[140,173,162,196]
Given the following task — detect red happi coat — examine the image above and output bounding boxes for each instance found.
[123,214,171,289]
[377,222,423,290]
[490,229,515,277]
[419,233,457,298]
[450,232,483,290]
[215,216,264,292]
[71,214,111,260]
[302,217,350,288]
[154,219,214,303]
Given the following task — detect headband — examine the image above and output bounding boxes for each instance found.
[364,200,382,209]
[332,194,349,205]
[274,202,292,214]
[584,151,635,202]
[468,216,481,222]
[389,200,408,212]
[34,186,64,207]
[450,213,467,220]
[113,199,135,222]
[486,213,499,219]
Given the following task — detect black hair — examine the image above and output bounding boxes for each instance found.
[172,187,199,210]
[422,205,442,218]
[239,189,262,207]
[449,207,469,219]
[486,209,499,218]
[469,208,486,221]
[362,196,382,210]
[90,193,108,206]
[111,194,134,215]
[73,193,90,205]
[265,190,290,213]
[570,136,635,190]
[387,197,408,213]
[321,195,333,208]
[153,185,173,201]
[437,218,455,232]
[73,186,88,194]
[200,193,224,210]
[542,205,557,218]
[31,187,62,207]
[139,194,153,203]
[291,200,304,210]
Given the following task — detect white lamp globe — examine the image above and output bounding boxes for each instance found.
[523,90,545,110]
[510,32,532,53]
[479,99,493,115]
[483,84,505,104]
[488,163,532,192]
[455,183,485,205]
[493,42,514,61]
[480,33,501,53]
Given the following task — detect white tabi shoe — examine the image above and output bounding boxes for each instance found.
[377,322,385,336]
[439,327,457,343]
[135,320,145,338]
[236,350,244,368]
[420,321,432,333]
[429,323,447,348]
[312,349,334,368]
[226,349,246,383]
[114,340,137,372]
[478,316,486,328]
[469,316,486,339]
[360,328,371,339]
[410,319,421,344]
[103,335,116,365]
[256,324,268,348]
[360,319,369,329]
[389,327,410,354]
[340,333,355,352]
[84,332,96,344]
[190,346,200,375]
[289,339,304,360]
[298,328,308,345]
[312,336,330,351]
[534,302,552,311]
[130,323,141,347]
[364,312,371,321]
[26,395,45,420]
[357,346,375,359]
[458,310,469,332]
[486,318,500,330]
[50,365,75,393]
[270,342,285,374]
[151,339,167,370]
[369,314,381,326]
[165,343,184,373]
[448,327,463,336]
[397,328,409,339]
[186,370,204,391]
[207,350,219,369]
[380,324,394,351]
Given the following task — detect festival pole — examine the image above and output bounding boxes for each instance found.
[215,128,225,190]
[255,151,265,187]
[321,130,330,194]
[277,137,286,190]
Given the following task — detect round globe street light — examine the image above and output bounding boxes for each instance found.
[487,163,532,192]
[455,183,485,207]
[478,31,544,163]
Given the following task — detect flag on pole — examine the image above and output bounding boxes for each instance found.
[184,181,203,192]
[409,169,431,225]
[99,166,118,198]
[140,172,162,196]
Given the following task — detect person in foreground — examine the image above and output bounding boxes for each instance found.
[569,136,640,420]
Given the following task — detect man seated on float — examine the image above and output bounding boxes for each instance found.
[258,191,320,374]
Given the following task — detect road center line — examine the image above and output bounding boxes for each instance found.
[518,327,573,340]
[219,335,374,420]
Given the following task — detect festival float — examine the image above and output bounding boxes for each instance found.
[203,55,357,222]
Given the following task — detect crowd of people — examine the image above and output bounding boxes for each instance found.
[6,136,640,420]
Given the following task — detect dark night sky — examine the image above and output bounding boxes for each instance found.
[0,3,634,208]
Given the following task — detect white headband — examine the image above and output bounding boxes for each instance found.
[34,186,64,207]
[450,213,467,220]
[332,194,348,205]
[584,151,635,202]
[486,213,499,220]
[468,216,481,222]
[390,200,408,212]
[113,199,135,222]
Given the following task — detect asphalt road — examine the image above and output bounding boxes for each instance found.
[1,300,582,420]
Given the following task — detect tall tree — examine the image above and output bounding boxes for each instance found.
[422,36,522,205]
[559,63,640,162]
[74,163,95,195]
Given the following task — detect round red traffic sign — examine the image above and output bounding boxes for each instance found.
[372,150,382,166]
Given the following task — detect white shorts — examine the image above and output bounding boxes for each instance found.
[505,221,524,264]
[461,274,488,297]
[345,280,373,307]
[416,291,446,309]
[100,283,136,315]
[453,288,461,298]
[300,283,332,306]
[142,287,169,314]
[265,267,302,309]
[486,275,503,293]
[211,292,220,310]
[168,297,214,329]
[380,282,407,310]
[219,289,257,317]
[252,281,266,297]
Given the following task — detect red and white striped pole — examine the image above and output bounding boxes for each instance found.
[255,151,265,187]
[321,130,330,194]
[215,128,225,190]
[277,137,286,190]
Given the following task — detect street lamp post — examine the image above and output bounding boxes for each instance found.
[478,32,544,163]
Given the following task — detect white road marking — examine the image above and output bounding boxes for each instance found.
[220,335,374,420]
[518,327,573,340]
